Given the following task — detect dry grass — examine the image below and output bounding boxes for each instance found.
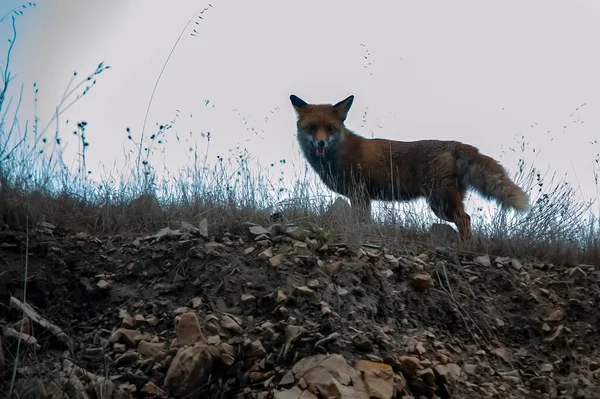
[1,8,599,268]
[1,122,598,267]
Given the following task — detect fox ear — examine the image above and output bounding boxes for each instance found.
[333,95,354,121]
[290,95,308,113]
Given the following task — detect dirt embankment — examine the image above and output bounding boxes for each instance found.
[1,220,599,398]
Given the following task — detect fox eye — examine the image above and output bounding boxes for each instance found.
[307,125,317,132]
[326,125,335,132]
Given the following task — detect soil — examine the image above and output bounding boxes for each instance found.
[0,220,599,398]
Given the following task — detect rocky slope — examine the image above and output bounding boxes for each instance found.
[0,220,599,398]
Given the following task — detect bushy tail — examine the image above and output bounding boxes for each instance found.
[456,145,531,212]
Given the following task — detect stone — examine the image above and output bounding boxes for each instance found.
[307,279,320,289]
[276,290,288,304]
[544,309,564,322]
[399,356,421,375]
[545,324,564,342]
[285,325,306,344]
[174,312,206,346]
[356,360,395,399]
[473,254,492,267]
[97,279,110,289]
[491,347,513,364]
[248,339,267,358]
[191,297,203,309]
[198,218,209,239]
[285,226,308,241]
[411,274,434,291]
[258,248,274,259]
[324,261,342,276]
[294,286,315,297]
[269,254,286,267]
[141,381,167,397]
[462,363,478,375]
[416,368,436,386]
[241,293,256,304]
[249,225,270,236]
[273,386,307,399]
[109,328,141,348]
[163,344,214,397]
[137,340,167,359]
[279,371,296,386]
[221,315,244,334]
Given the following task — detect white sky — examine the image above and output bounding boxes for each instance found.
[2,0,600,214]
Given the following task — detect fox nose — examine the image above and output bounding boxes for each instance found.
[317,140,325,148]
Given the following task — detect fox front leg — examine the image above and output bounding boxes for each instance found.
[349,192,372,224]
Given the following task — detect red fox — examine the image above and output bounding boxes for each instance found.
[289,94,531,240]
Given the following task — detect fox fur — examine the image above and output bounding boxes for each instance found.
[290,94,531,240]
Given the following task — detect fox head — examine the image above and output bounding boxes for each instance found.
[290,94,354,158]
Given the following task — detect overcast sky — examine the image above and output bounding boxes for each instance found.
[2,0,600,214]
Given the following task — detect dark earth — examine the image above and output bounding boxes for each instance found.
[1,220,599,398]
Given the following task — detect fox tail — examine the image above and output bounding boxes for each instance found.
[456,145,531,212]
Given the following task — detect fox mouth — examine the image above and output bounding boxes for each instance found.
[315,147,326,157]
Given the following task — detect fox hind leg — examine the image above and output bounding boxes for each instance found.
[347,171,372,224]
[427,182,472,241]
[350,193,372,224]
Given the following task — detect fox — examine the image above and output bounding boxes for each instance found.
[289,94,531,241]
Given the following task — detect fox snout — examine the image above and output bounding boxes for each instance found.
[298,131,336,158]
[313,137,329,157]
[297,124,340,158]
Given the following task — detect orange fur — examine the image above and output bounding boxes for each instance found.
[290,94,531,241]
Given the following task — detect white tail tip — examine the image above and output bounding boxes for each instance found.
[512,193,531,212]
